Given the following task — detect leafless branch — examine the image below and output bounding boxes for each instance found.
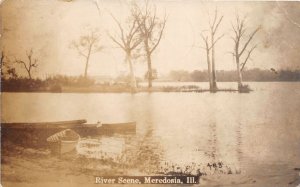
[107,32,126,50]
[238,27,260,57]
[14,49,38,79]
[109,12,126,46]
[200,33,209,50]
[150,15,166,54]
[70,41,88,57]
[213,16,223,34]
[210,8,218,30]
[209,34,224,50]
[231,22,238,37]
[109,11,142,53]
[241,44,257,71]
[94,0,101,16]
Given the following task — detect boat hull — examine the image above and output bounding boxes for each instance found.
[1,120,136,148]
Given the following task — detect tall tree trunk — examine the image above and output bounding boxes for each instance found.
[146,52,152,88]
[84,46,92,78]
[206,49,213,91]
[211,35,217,91]
[236,56,243,89]
[84,56,89,78]
[126,53,137,92]
[27,70,32,80]
[144,39,153,89]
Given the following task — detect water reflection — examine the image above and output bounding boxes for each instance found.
[208,122,218,161]
[129,94,164,174]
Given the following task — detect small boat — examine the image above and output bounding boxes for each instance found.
[1,120,136,147]
[73,121,136,136]
[2,120,136,135]
[47,129,80,155]
[2,119,87,129]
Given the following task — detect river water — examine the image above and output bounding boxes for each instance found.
[1,82,300,176]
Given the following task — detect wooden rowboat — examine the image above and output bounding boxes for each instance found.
[1,120,136,147]
[1,120,136,134]
[1,119,87,129]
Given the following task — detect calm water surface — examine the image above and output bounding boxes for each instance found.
[1,82,300,175]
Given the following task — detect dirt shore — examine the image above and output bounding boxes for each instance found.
[1,141,299,187]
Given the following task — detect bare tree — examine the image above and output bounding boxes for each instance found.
[231,15,260,91]
[200,32,223,92]
[70,29,103,78]
[14,49,38,79]
[108,13,142,91]
[208,8,224,91]
[200,34,213,90]
[133,1,166,88]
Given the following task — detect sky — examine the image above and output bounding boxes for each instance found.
[1,0,300,78]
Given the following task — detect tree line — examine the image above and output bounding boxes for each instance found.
[1,1,166,93]
[167,69,300,82]
[0,1,276,93]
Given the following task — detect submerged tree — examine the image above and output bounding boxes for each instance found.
[200,34,213,90]
[108,13,142,91]
[70,29,103,78]
[200,32,223,92]
[132,1,166,88]
[14,49,38,79]
[199,8,223,92]
[231,15,260,92]
[208,9,223,91]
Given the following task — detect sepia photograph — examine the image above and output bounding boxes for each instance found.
[1,0,300,186]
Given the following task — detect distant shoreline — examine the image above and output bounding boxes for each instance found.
[0,87,238,93]
[1,81,299,93]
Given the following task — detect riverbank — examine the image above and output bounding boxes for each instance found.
[1,139,137,187]
[2,140,299,187]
